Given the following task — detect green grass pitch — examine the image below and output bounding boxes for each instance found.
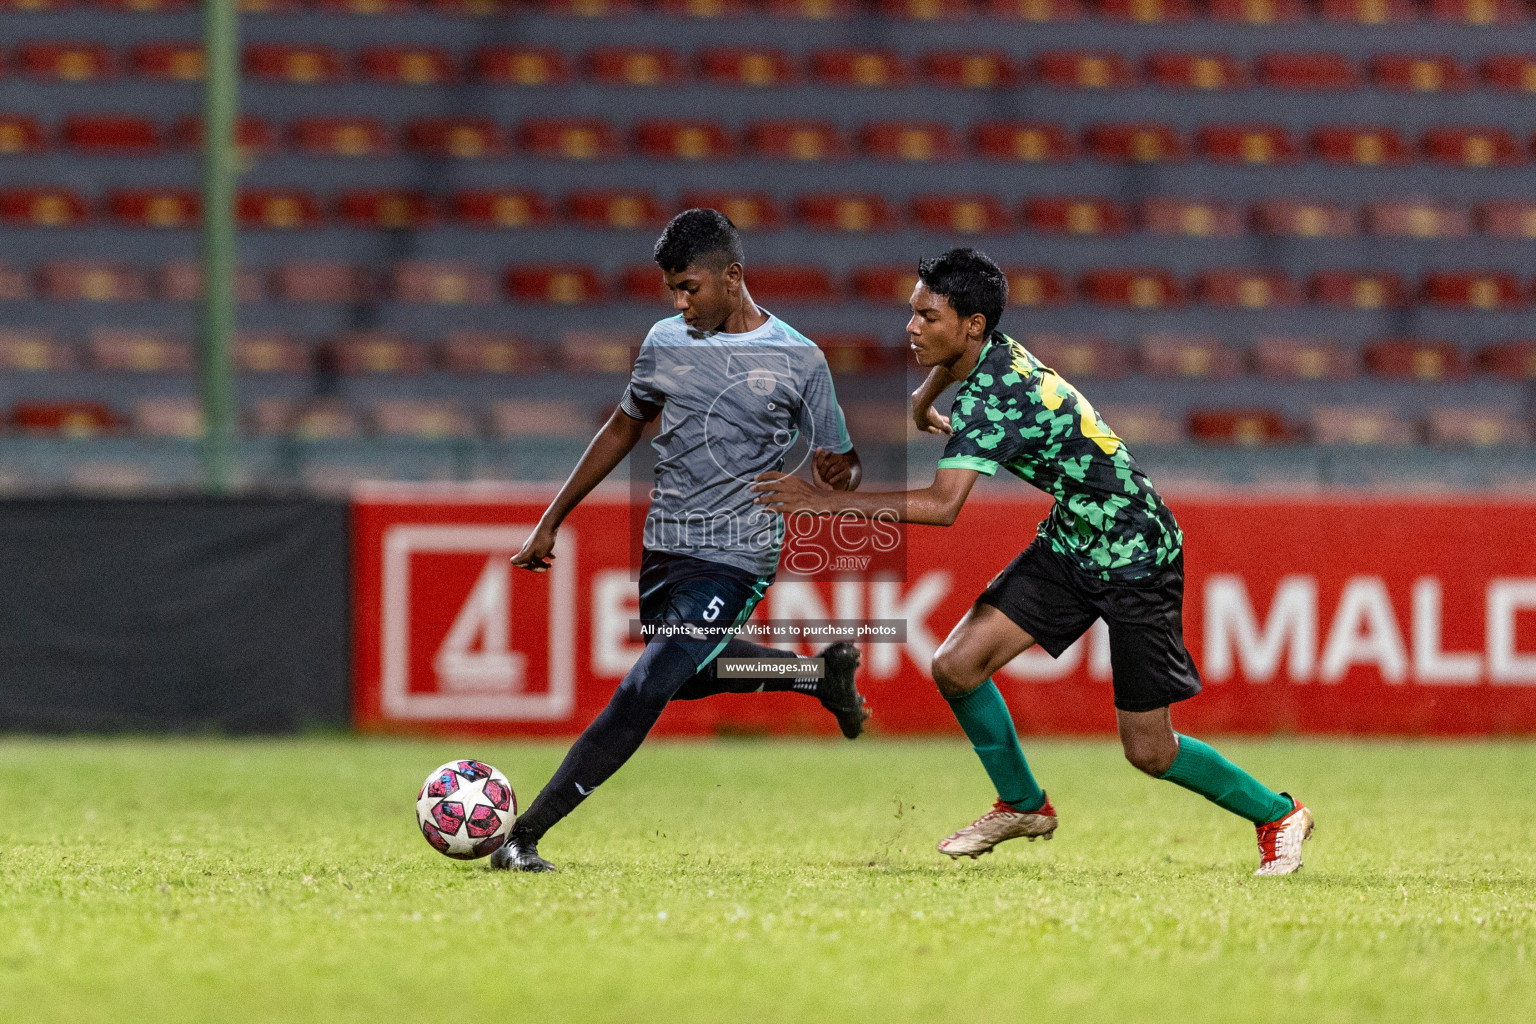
[1,737,1532,1024]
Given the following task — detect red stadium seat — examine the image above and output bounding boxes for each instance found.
[1188,409,1295,445]
[566,190,666,229]
[875,0,972,17]
[1140,198,1244,237]
[237,190,323,230]
[1084,123,1184,163]
[620,265,668,302]
[1310,271,1410,310]
[292,117,392,158]
[108,189,200,228]
[1145,52,1247,90]
[429,0,512,14]
[89,329,192,374]
[922,52,1022,89]
[1005,267,1071,307]
[1311,125,1414,166]
[633,120,734,160]
[1477,340,1536,379]
[654,0,754,16]
[325,333,432,375]
[1199,124,1299,164]
[243,45,346,84]
[234,332,310,374]
[797,194,900,232]
[535,0,638,15]
[442,332,545,374]
[1196,270,1302,309]
[1025,335,1131,378]
[38,262,148,301]
[238,0,308,11]
[520,118,619,160]
[170,115,277,156]
[474,47,571,86]
[1311,407,1417,446]
[746,121,849,161]
[1478,202,1536,239]
[1422,272,1526,310]
[157,261,265,302]
[1139,335,1244,379]
[1363,339,1469,380]
[372,400,478,441]
[451,190,553,228]
[1425,407,1529,447]
[407,117,508,159]
[741,266,836,303]
[1422,127,1524,167]
[0,330,74,372]
[337,190,435,230]
[360,47,458,86]
[1207,0,1305,21]
[818,335,906,375]
[505,266,604,304]
[1255,53,1360,91]
[985,0,1082,17]
[861,122,962,162]
[390,263,498,304]
[1035,51,1135,89]
[11,401,126,437]
[1022,196,1133,236]
[17,43,114,81]
[0,116,47,155]
[810,50,909,88]
[910,195,1012,234]
[1099,0,1192,21]
[1364,201,1471,238]
[262,400,365,441]
[133,398,203,440]
[1319,0,1415,23]
[1433,0,1523,21]
[849,266,919,303]
[1080,269,1181,309]
[315,0,415,12]
[973,122,1074,162]
[62,115,160,154]
[588,48,687,87]
[1253,337,1356,379]
[0,0,75,10]
[98,0,194,10]
[679,192,781,230]
[1096,405,1182,445]
[699,49,797,87]
[131,43,204,82]
[271,263,373,302]
[1251,200,1357,238]
[1481,55,1536,92]
[1371,54,1472,92]
[761,0,859,16]
[0,188,88,227]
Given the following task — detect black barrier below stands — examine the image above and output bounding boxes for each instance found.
[0,497,349,733]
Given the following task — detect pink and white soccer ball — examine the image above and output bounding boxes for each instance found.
[416,760,517,860]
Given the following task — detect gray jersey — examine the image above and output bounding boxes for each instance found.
[618,313,853,577]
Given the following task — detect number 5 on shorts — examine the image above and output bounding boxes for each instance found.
[702,596,725,622]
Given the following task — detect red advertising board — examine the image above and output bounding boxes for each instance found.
[353,484,1536,736]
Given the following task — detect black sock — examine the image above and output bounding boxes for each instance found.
[670,639,823,700]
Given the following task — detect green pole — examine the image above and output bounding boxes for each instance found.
[199,0,239,493]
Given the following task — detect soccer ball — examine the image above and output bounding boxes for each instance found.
[415,760,517,860]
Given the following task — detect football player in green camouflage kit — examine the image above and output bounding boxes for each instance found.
[753,248,1314,876]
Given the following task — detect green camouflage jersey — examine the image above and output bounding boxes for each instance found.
[937,333,1182,582]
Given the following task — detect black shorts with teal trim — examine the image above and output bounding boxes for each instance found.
[639,549,772,670]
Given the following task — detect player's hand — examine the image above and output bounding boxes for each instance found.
[913,403,952,436]
[510,525,558,573]
[812,447,861,491]
[750,472,822,515]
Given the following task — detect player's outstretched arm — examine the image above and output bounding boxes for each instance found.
[812,446,862,491]
[511,408,649,572]
[751,466,979,526]
[911,365,956,436]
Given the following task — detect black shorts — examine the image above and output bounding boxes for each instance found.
[976,539,1202,713]
[638,549,772,670]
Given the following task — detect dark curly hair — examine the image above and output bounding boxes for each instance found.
[653,208,745,274]
[917,248,1008,337]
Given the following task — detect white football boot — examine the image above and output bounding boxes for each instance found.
[1254,796,1314,876]
[937,795,1058,859]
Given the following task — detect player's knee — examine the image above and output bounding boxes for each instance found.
[1122,734,1177,777]
[931,649,985,699]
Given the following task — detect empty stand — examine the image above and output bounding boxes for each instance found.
[89,329,192,373]
[1081,269,1181,309]
[475,47,571,86]
[0,188,89,227]
[1142,198,1243,238]
[391,263,498,304]
[1426,407,1529,447]
[337,189,435,229]
[1199,124,1298,165]
[1146,52,1245,90]
[1312,407,1417,446]
[1036,51,1134,89]
[505,266,604,304]
[1372,55,1471,93]
[108,189,200,229]
[922,52,1021,89]
[1312,126,1413,166]
[567,190,666,229]
[588,47,687,87]
[1251,201,1356,238]
[1005,268,1071,307]
[1364,202,1470,238]
[861,122,961,162]
[1140,335,1244,378]
[293,117,393,158]
[520,118,619,160]
[747,121,849,161]
[452,190,553,228]
[325,332,432,375]
[243,44,346,84]
[1188,409,1295,445]
[681,192,780,230]
[359,46,457,85]
[810,50,909,88]
[1363,339,1469,380]
[798,194,899,233]
[0,116,46,155]
[442,332,545,373]
[271,263,373,303]
[633,121,734,160]
[973,122,1074,162]
[1023,197,1132,236]
[700,50,797,87]
[238,190,323,229]
[1254,338,1356,380]
[1310,271,1411,310]
[1026,335,1131,378]
[911,195,1011,234]
[1084,123,1184,163]
[408,117,508,159]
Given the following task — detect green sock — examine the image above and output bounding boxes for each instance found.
[945,680,1046,813]
[1160,734,1293,824]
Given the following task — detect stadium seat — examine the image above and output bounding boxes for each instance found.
[760,0,858,16]
[134,399,203,440]
[1421,272,1527,311]
[488,400,595,441]
[1311,126,1414,166]
[1253,337,1356,379]
[0,188,87,227]
[1005,267,1071,307]
[429,0,512,14]
[237,190,323,229]
[875,0,972,18]
[131,43,204,81]
[1481,55,1536,92]
[1429,0,1522,23]
[679,191,781,230]
[372,400,478,441]
[984,0,1082,18]
[451,189,552,228]
[108,189,200,229]
[1084,123,1184,163]
[1251,200,1356,238]
[810,50,909,88]
[1145,52,1247,90]
[973,122,1074,162]
[238,0,308,11]
[1371,55,1472,92]
[474,47,572,86]
[62,115,160,154]
[520,118,620,160]
[1080,269,1181,308]
[88,328,192,373]
[337,190,435,230]
[234,332,311,374]
[739,266,836,302]
[1422,128,1523,167]
[1025,335,1131,378]
[1476,340,1536,379]
[282,400,366,440]
[17,43,114,81]
[359,47,458,86]
[588,48,687,87]
[1094,405,1182,445]
[1022,196,1132,236]
[1207,0,1305,22]
[620,264,667,301]
[0,115,47,154]
[1099,0,1193,21]
[633,121,734,160]
[1310,271,1410,310]
[1311,407,1417,446]
[1140,198,1243,237]
[817,334,905,375]
[170,115,277,157]
[1187,408,1295,445]
[1255,53,1360,91]
[0,330,75,371]
[441,332,545,373]
[746,121,849,161]
[406,117,508,159]
[271,263,373,303]
[157,261,265,302]
[292,117,392,158]
[1199,124,1299,164]
[243,45,346,84]
[0,266,30,302]
[533,0,639,15]
[324,333,431,375]
[558,331,636,374]
[504,266,604,304]
[566,190,667,229]
[849,266,919,303]
[38,262,147,301]
[654,0,754,17]
[1318,0,1416,23]
[1363,339,1469,380]
[315,0,414,13]
[1035,51,1135,89]
[1478,202,1536,239]
[1196,270,1302,308]
[911,195,1012,234]
[1139,335,1244,379]
[922,52,1021,89]
[1364,202,1470,238]
[699,49,797,87]
[860,122,962,162]
[11,401,126,438]
[839,401,909,444]
[1425,407,1529,447]
[797,194,900,233]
